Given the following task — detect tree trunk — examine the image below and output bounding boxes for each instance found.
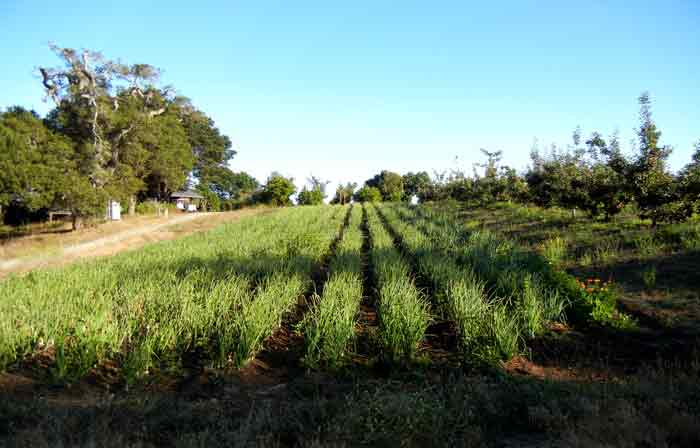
[128,196,136,216]
[72,214,83,231]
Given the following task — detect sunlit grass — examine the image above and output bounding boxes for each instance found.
[303,205,363,368]
[366,204,430,361]
[0,206,345,381]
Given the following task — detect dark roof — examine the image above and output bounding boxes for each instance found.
[171,191,204,199]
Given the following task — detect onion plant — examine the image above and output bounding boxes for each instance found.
[365,204,430,361]
[0,205,345,382]
[303,205,364,368]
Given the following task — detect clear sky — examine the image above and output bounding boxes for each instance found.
[1,0,699,196]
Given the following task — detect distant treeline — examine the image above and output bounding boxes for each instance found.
[3,47,699,229]
[331,93,700,225]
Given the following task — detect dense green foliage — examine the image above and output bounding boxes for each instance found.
[365,170,405,202]
[374,93,699,226]
[297,176,329,206]
[257,173,297,206]
[1,45,259,226]
[330,182,357,205]
[0,107,83,220]
[354,185,382,203]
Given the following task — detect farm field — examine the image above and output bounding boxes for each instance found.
[1,203,699,447]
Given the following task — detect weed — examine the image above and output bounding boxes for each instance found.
[578,251,593,267]
[642,266,657,290]
[633,234,664,258]
[540,236,568,266]
[487,302,521,360]
[594,236,621,264]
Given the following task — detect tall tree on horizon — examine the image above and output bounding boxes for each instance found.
[629,92,679,225]
[39,44,180,227]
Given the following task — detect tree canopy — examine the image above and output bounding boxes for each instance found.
[0,44,257,226]
[259,173,296,206]
[298,176,329,206]
[0,107,77,214]
[365,170,404,202]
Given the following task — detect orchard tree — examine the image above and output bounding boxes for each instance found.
[402,171,431,200]
[298,175,328,205]
[526,144,588,212]
[499,166,530,204]
[680,141,700,216]
[331,182,357,205]
[259,173,296,206]
[297,187,324,205]
[366,170,404,202]
[582,132,629,220]
[199,166,258,201]
[473,149,507,205]
[628,92,679,225]
[354,186,382,203]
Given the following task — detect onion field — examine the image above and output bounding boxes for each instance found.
[0,203,617,383]
[4,203,700,447]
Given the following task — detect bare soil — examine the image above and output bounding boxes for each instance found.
[238,205,353,385]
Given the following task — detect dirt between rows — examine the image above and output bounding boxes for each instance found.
[238,205,354,385]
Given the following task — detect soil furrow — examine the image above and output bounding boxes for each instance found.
[373,205,458,364]
[351,204,380,367]
[235,206,354,385]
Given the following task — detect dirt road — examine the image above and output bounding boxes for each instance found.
[0,209,264,277]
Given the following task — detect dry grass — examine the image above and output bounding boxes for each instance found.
[0,209,268,277]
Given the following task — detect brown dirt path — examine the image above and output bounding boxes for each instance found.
[0,209,266,277]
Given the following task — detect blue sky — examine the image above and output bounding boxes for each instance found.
[1,0,699,195]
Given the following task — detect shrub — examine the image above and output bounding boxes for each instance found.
[355,186,382,203]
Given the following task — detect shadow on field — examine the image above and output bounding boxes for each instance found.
[2,362,699,447]
[571,249,700,293]
[569,249,700,337]
[524,252,700,381]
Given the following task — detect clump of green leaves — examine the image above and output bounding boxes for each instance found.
[303,206,364,368]
[540,236,568,267]
[366,204,430,361]
[642,266,657,290]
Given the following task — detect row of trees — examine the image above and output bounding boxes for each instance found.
[332,93,699,225]
[1,45,265,228]
[4,56,696,229]
[456,93,700,224]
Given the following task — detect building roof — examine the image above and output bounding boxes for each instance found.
[171,190,204,199]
